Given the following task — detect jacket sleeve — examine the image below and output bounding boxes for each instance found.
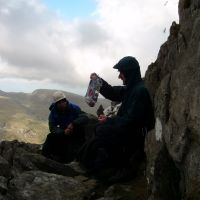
[107,87,151,128]
[48,109,88,134]
[48,121,65,134]
[100,78,125,102]
[48,111,65,134]
[73,110,89,126]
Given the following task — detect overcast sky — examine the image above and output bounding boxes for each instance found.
[0,0,179,95]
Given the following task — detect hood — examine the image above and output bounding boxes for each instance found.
[49,101,70,112]
[49,103,55,111]
[123,67,142,88]
[113,56,142,88]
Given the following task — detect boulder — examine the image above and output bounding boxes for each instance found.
[0,176,7,195]
[12,148,79,177]
[0,140,41,164]
[7,171,87,200]
[0,156,10,177]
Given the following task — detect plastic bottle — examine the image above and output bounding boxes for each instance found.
[85,74,102,107]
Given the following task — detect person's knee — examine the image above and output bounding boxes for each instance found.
[46,132,58,140]
[95,125,111,137]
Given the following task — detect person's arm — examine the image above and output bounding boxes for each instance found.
[72,110,89,126]
[64,111,89,136]
[100,78,125,102]
[48,105,65,134]
[64,108,89,136]
[48,121,65,134]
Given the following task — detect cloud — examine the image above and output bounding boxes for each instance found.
[75,20,110,47]
[95,0,179,65]
[0,0,179,94]
[0,0,79,85]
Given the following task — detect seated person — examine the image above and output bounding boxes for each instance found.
[42,91,88,163]
[77,56,155,180]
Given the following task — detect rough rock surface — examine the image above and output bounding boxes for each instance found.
[8,171,86,200]
[0,140,147,200]
[145,0,200,199]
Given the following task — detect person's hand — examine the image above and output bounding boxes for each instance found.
[64,123,74,136]
[90,73,98,80]
[98,114,107,123]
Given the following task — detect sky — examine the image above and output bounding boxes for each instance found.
[0,0,179,96]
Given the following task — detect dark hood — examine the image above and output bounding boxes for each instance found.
[123,67,142,88]
[113,56,142,88]
[49,103,55,111]
[49,100,70,113]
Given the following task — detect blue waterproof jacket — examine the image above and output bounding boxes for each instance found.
[48,102,88,134]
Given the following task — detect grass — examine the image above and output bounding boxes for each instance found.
[0,113,48,144]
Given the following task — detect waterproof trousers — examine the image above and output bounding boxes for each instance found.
[77,123,145,173]
[42,127,85,163]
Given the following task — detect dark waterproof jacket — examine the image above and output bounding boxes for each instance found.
[100,69,155,131]
[48,102,88,135]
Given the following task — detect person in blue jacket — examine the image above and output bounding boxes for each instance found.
[42,91,88,163]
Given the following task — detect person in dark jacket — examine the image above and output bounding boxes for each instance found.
[42,91,88,163]
[78,56,155,180]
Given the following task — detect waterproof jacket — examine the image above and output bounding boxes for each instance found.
[99,69,155,131]
[48,102,88,135]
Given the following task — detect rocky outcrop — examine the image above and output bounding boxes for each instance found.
[145,0,200,199]
[0,140,148,200]
[8,171,87,200]
[0,140,96,200]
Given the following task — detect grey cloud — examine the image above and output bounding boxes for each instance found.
[0,0,80,85]
[76,21,110,47]
[0,64,80,87]
[0,0,111,90]
[0,0,179,94]
[0,1,60,70]
[0,0,50,33]
[0,40,68,71]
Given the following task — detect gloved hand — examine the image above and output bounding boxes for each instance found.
[98,114,108,123]
[90,73,99,80]
[64,123,74,136]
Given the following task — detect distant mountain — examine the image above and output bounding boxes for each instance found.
[0,89,110,144]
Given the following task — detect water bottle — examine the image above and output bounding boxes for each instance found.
[85,74,102,107]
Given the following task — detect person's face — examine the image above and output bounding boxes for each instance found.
[118,71,126,85]
[56,99,68,112]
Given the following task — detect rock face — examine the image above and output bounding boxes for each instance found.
[0,140,148,200]
[0,140,96,200]
[8,171,86,200]
[145,0,200,199]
